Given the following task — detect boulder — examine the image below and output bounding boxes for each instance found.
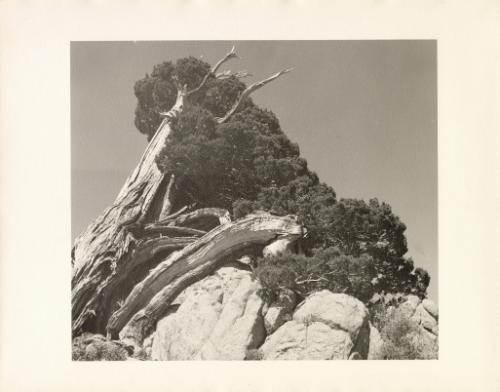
[412,303,439,335]
[422,298,439,319]
[397,294,421,318]
[261,320,353,360]
[151,267,265,360]
[261,291,369,360]
[293,291,369,341]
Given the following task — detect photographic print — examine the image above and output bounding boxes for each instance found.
[71,41,438,361]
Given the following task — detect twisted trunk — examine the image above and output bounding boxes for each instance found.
[71,47,297,340]
[71,84,188,335]
[114,213,303,343]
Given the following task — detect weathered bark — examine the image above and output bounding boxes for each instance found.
[71,46,297,339]
[108,212,303,341]
[158,174,176,220]
[165,207,231,227]
[71,84,189,335]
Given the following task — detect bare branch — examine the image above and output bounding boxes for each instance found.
[187,46,239,95]
[106,213,302,338]
[142,224,207,238]
[159,81,187,119]
[295,277,328,285]
[158,174,176,221]
[158,205,189,223]
[216,68,293,124]
[169,207,231,227]
[215,70,252,80]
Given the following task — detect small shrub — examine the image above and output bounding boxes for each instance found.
[72,335,128,361]
[374,308,438,360]
[253,248,376,304]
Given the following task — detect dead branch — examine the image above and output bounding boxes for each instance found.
[158,174,176,220]
[188,46,239,95]
[215,70,252,80]
[167,207,231,227]
[106,213,302,338]
[216,68,293,124]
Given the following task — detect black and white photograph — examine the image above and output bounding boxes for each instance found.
[71,41,438,361]
[1,1,499,391]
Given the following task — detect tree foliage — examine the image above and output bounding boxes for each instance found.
[133,54,431,303]
[254,248,377,303]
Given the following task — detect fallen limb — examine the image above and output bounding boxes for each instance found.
[106,213,303,339]
[166,207,231,227]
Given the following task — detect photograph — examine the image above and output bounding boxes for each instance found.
[71,40,438,361]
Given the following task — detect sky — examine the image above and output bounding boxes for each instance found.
[71,41,437,300]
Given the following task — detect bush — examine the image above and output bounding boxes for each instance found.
[253,248,376,303]
[72,335,128,361]
[372,307,438,360]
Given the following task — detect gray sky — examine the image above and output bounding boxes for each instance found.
[71,41,437,300]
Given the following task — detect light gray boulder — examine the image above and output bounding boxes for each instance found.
[412,303,439,336]
[293,291,369,341]
[261,320,353,360]
[261,291,369,360]
[151,267,265,360]
[397,294,421,318]
[422,298,439,319]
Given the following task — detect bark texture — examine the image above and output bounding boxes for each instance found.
[108,213,302,341]
[71,47,298,341]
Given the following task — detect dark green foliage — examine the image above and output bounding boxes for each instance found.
[134,54,432,302]
[241,192,428,298]
[235,175,337,251]
[156,98,309,212]
[134,57,246,140]
[254,248,377,303]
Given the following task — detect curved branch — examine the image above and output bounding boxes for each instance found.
[215,70,252,80]
[106,213,303,338]
[216,68,293,124]
[187,46,239,95]
[159,82,187,119]
[167,207,231,227]
[157,204,189,222]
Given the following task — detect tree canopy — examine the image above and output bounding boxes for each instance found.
[133,54,431,303]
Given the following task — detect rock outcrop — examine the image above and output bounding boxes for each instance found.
[146,271,440,361]
[260,291,370,360]
[397,295,439,339]
[151,267,265,360]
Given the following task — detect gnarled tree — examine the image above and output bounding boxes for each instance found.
[71,47,301,339]
[72,46,431,345]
